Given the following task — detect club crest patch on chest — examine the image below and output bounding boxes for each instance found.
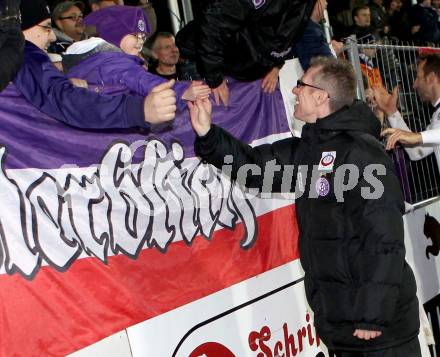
[138,19,145,32]
[318,151,336,171]
[315,177,330,197]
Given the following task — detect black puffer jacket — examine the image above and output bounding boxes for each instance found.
[195,100,419,351]
[176,0,316,88]
[0,0,24,92]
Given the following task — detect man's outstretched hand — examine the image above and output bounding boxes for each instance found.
[188,97,212,137]
[144,79,176,124]
[381,128,422,150]
[372,85,399,115]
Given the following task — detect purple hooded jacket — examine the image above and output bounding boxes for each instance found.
[67,51,189,111]
[13,41,147,129]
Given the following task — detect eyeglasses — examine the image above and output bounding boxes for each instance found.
[157,44,178,51]
[296,79,327,92]
[59,14,83,21]
[37,24,53,33]
[132,32,147,42]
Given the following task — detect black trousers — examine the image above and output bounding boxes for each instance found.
[331,336,422,357]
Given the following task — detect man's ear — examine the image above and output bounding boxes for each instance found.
[313,90,328,106]
[91,4,99,11]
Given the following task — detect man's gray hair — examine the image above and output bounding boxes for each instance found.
[309,56,357,111]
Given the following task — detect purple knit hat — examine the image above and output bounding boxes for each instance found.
[83,6,150,48]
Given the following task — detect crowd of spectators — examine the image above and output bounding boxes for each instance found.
[4,0,328,132]
[38,0,327,109]
[329,0,440,45]
[0,0,438,174]
[20,0,423,112]
[35,0,440,111]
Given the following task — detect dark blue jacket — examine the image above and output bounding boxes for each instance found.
[293,20,333,71]
[410,4,440,44]
[13,41,147,129]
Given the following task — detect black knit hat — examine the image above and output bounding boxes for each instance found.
[20,0,51,31]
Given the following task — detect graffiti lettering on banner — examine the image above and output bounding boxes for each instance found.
[0,140,257,280]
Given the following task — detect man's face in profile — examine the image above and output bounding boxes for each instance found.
[413,61,434,103]
[292,68,322,123]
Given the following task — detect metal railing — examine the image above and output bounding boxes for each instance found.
[346,36,440,206]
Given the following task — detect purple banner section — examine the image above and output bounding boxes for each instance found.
[0,78,289,170]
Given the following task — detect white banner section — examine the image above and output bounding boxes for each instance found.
[125,260,326,357]
[404,200,440,304]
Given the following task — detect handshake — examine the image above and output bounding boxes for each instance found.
[144,79,211,125]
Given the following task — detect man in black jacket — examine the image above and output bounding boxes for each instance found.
[176,0,316,106]
[0,0,24,92]
[188,57,421,356]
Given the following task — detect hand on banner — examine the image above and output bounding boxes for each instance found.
[69,78,88,89]
[372,85,399,115]
[353,329,382,340]
[188,97,212,136]
[381,128,422,150]
[182,81,211,101]
[144,79,176,124]
[212,79,229,107]
[262,66,280,93]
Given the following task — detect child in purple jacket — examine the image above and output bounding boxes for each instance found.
[68,5,210,111]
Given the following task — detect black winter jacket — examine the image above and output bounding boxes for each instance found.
[0,0,23,92]
[195,101,419,351]
[176,0,315,88]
